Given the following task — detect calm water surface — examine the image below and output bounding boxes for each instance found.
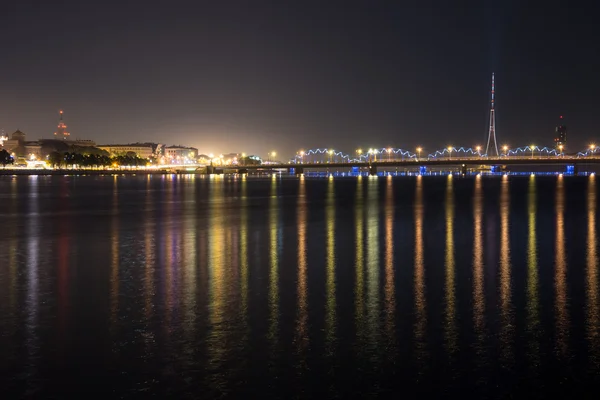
[1,174,600,398]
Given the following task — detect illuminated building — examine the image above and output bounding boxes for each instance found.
[554,116,567,150]
[0,130,41,160]
[97,144,155,158]
[54,110,70,140]
[164,145,198,164]
[219,153,242,165]
[50,110,96,146]
[197,154,212,164]
[2,130,24,152]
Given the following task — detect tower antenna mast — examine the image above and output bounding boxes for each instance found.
[485,73,499,156]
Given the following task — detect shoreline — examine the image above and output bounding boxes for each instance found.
[0,168,596,178]
[0,169,173,176]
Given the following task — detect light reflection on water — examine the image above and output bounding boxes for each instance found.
[527,175,541,380]
[295,176,308,362]
[472,175,485,364]
[325,176,336,352]
[26,176,40,383]
[444,175,457,355]
[555,175,569,358]
[268,175,280,360]
[413,176,427,366]
[366,176,380,359]
[1,174,600,398]
[354,176,366,353]
[499,175,513,367]
[587,175,599,361]
[384,177,395,352]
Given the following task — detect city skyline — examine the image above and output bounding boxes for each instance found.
[0,1,598,157]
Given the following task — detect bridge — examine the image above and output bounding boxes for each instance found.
[230,157,599,176]
[287,145,599,163]
[176,145,600,175]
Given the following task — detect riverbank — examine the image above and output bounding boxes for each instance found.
[0,168,172,176]
[0,168,276,176]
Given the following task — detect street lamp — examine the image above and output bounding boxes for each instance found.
[448,146,453,160]
[591,144,596,156]
[299,150,305,164]
[503,145,508,157]
[356,148,363,162]
[328,149,334,163]
[475,146,481,157]
[558,144,564,156]
[416,147,422,161]
[387,148,392,162]
[530,145,535,159]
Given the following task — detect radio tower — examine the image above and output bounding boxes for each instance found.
[485,73,499,156]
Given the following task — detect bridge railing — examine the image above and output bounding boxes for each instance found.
[291,145,600,164]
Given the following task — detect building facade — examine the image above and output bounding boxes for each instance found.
[0,129,42,160]
[164,146,198,163]
[554,116,567,150]
[1,129,24,153]
[97,144,155,158]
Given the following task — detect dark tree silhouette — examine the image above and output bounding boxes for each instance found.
[0,149,14,168]
[48,151,63,168]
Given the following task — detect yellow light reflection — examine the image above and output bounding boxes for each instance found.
[527,175,540,366]
[240,174,249,336]
[500,175,513,364]
[325,176,336,346]
[355,176,366,347]
[110,175,119,334]
[414,175,427,359]
[587,174,599,357]
[183,173,197,344]
[269,175,280,349]
[325,176,336,349]
[555,175,569,357]
[366,175,380,350]
[26,176,40,366]
[296,176,308,357]
[384,175,396,349]
[144,176,155,323]
[473,175,485,355]
[207,175,227,371]
[164,176,174,329]
[5,179,18,338]
[445,174,457,354]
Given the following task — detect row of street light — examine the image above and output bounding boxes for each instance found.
[294,143,600,162]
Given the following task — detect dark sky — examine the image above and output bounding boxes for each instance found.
[1,0,598,158]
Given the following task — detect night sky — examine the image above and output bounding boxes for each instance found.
[1,0,598,158]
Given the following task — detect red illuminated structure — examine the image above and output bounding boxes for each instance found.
[54,110,70,140]
[554,115,567,151]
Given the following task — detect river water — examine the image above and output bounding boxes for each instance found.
[1,174,599,398]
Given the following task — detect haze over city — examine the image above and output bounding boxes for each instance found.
[1,0,598,157]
